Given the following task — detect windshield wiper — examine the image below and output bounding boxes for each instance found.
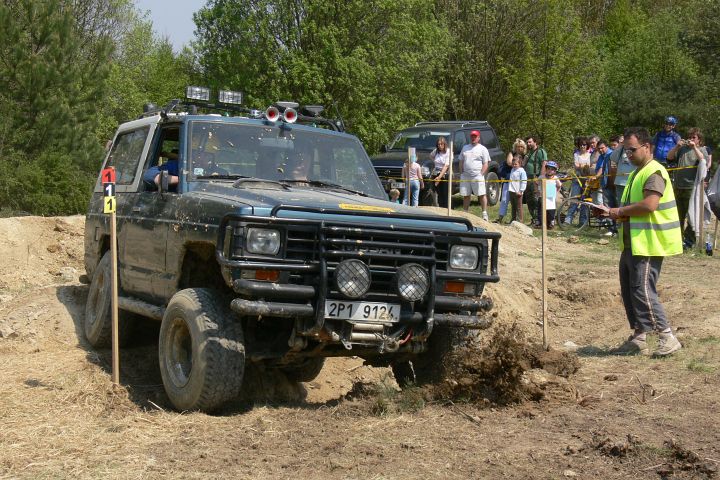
[279,179,368,197]
[232,176,290,189]
[196,174,247,180]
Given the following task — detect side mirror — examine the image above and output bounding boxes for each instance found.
[380,144,388,153]
[160,170,170,193]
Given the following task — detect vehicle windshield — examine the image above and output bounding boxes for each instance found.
[388,130,451,151]
[188,121,385,198]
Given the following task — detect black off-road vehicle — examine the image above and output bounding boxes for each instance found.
[83,91,500,412]
[371,121,505,205]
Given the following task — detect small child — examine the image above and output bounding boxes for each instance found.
[508,157,527,223]
[389,188,401,203]
[543,161,563,229]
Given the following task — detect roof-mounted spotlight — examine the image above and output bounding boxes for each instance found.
[186,86,210,102]
[283,107,297,123]
[218,89,243,105]
[301,105,324,117]
[265,106,280,122]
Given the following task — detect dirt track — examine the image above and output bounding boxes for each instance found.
[1,214,719,479]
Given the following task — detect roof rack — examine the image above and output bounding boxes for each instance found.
[414,120,489,127]
[138,99,345,132]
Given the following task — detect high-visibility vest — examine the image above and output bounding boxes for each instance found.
[620,160,682,256]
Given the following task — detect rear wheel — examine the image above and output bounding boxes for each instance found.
[84,251,134,348]
[486,171,500,206]
[158,288,245,412]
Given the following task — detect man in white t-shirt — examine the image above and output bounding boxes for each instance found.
[459,130,491,220]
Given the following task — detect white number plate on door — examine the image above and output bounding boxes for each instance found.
[324,301,400,322]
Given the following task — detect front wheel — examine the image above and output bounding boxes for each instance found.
[392,326,464,387]
[158,288,245,412]
[485,171,500,206]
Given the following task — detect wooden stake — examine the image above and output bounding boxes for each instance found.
[541,178,548,350]
[697,176,703,253]
[714,218,718,251]
[110,210,120,385]
[447,141,454,216]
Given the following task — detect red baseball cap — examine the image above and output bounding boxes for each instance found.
[470,130,480,137]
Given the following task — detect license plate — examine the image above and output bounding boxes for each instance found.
[324,301,400,322]
[390,181,405,190]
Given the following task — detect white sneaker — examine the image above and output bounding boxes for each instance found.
[482,211,489,222]
[603,231,614,236]
[654,332,682,356]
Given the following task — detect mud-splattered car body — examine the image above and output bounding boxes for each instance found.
[84,105,501,412]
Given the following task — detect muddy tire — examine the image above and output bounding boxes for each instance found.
[84,252,134,348]
[158,288,245,412]
[392,326,460,387]
[281,357,326,382]
[486,171,500,206]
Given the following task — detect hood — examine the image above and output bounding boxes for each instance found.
[371,150,434,167]
[183,181,472,231]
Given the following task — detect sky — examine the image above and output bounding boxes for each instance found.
[134,0,207,52]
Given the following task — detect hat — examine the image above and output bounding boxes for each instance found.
[470,130,480,137]
[665,115,677,125]
[545,161,558,170]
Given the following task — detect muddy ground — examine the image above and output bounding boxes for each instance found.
[0,213,719,479]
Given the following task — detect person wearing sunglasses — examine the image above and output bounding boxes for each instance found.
[596,127,683,357]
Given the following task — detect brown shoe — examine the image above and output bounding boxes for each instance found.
[612,335,649,356]
[653,332,682,357]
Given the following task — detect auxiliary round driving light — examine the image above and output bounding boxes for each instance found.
[265,106,280,122]
[335,259,371,299]
[396,263,429,302]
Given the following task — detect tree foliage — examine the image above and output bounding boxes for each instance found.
[2,0,720,214]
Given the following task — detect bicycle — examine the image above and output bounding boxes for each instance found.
[556,171,611,231]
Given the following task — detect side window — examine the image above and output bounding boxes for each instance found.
[481,129,499,149]
[106,127,150,184]
[453,131,466,154]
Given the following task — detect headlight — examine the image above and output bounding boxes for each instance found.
[246,228,280,255]
[396,263,429,301]
[449,245,478,270]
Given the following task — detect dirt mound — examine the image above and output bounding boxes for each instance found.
[428,324,579,406]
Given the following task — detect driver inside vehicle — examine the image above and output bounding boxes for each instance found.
[142,149,179,191]
[192,151,229,177]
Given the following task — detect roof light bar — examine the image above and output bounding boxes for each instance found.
[218,89,243,105]
[186,86,210,102]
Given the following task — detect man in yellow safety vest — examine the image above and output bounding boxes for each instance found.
[597,127,683,356]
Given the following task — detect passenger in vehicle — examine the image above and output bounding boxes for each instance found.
[192,151,229,177]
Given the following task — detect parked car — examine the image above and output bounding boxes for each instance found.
[83,91,501,412]
[371,121,506,205]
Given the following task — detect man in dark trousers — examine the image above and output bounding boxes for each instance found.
[524,135,547,227]
[598,127,683,356]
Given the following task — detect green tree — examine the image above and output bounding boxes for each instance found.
[194,0,450,151]
[0,0,111,214]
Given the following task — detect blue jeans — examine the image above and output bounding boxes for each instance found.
[498,183,510,217]
[565,180,589,225]
[404,179,421,206]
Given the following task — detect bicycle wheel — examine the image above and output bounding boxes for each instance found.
[557,198,588,231]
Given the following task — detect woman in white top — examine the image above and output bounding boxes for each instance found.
[428,137,451,208]
[495,138,526,223]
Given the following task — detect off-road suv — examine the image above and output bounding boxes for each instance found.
[371,121,505,205]
[83,93,500,412]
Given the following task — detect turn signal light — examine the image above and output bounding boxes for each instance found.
[444,281,465,293]
[255,270,279,282]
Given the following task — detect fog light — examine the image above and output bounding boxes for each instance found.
[396,263,428,302]
[335,259,371,299]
